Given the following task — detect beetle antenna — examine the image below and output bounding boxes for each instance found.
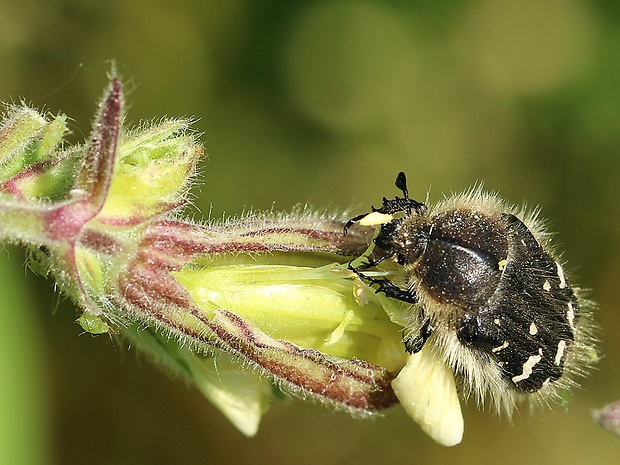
[395,172,409,199]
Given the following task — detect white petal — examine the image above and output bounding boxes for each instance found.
[392,344,464,446]
[185,352,270,437]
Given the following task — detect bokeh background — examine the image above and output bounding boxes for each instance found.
[1,0,620,464]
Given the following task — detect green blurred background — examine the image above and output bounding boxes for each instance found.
[1,0,620,463]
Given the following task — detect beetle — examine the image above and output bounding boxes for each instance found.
[346,172,596,412]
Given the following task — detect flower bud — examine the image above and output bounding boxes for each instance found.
[0,76,466,445]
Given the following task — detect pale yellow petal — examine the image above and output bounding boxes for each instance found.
[392,344,464,446]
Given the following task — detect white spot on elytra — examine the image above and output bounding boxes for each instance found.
[494,318,500,326]
[556,262,567,289]
[567,302,576,331]
[543,280,551,292]
[512,348,543,384]
[492,341,509,353]
[555,340,567,365]
[529,323,538,335]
